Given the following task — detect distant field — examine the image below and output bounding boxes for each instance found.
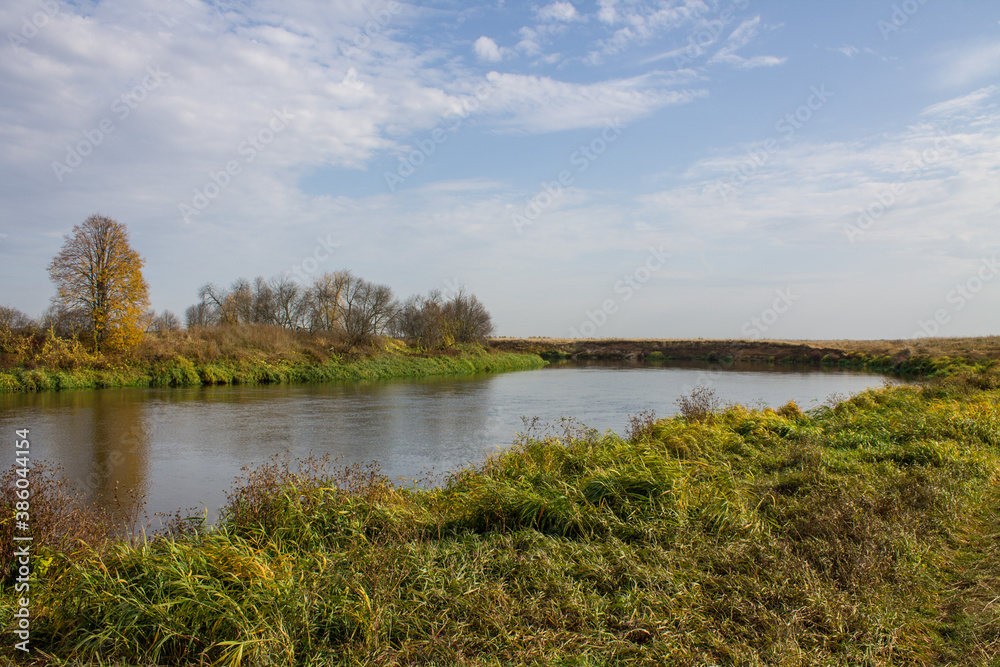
[489,336,1000,368]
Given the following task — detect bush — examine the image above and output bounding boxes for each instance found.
[676,385,721,422]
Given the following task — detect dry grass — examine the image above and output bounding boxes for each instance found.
[132,325,342,364]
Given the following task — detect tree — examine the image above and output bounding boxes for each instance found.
[270,275,306,329]
[185,302,212,328]
[307,271,351,333]
[443,290,494,343]
[40,304,89,338]
[394,289,494,348]
[0,306,36,333]
[342,276,397,347]
[47,215,151,351]
[149,310,180,333]
[393,291,447,349]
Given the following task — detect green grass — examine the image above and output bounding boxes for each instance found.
[0,346,546,393]
[2,362,998,665]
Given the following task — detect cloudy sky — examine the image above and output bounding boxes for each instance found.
[1,0,998,339]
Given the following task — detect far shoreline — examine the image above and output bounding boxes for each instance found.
[488,335,1000,373]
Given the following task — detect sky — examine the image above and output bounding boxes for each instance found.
[1,0,998,340]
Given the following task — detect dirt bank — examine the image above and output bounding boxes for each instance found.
[488,336,1000,368]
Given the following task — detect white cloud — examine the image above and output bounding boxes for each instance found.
[536,2,582,22]
[474,35,504,62]
[709,17,786,69]
[935,40,1000,88]
[597,0,619,25]
[638,100,1000,255]
[516,26,543,56]
[480,71,705,132]
[587,0,709,60]
[830,45,881,60]
[922,85,999,118]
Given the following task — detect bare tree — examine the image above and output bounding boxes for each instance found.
[248,276,279,324]
[368,283,397,336]
[185,302,212,328]
[0,306,37,333]
[341,276,372,347]
[394,288,494,348]
[228,278,254,324]
[443,290,495,343]
[308,271,351,333]
[340,277,397,347]
[393,291,446,348]
[197,283,230,325]
[40,305,90,338]
[149,310,181,333]
[270,275,306,329]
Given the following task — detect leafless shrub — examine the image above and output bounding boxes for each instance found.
[626,409,657,442]
[676,385,721,422]
[0,461,144,579]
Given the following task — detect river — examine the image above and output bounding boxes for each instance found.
[0,361,891,524]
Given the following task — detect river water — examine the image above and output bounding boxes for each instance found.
[0,361,890,523]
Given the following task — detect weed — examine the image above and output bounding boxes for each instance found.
[676,385,722,422]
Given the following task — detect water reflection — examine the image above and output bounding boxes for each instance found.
[0,362,891,520]
[12,389,151,513]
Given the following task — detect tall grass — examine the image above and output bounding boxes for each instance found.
[2,366,999,665]
[0,325,546,393]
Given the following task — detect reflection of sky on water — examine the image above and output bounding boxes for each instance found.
[0,363,891,522]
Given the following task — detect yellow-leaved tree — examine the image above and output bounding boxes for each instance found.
[47,214,151,352]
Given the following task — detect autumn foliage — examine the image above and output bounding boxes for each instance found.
[47,215,151,352]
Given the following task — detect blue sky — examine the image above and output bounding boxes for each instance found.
[1,0,998,339]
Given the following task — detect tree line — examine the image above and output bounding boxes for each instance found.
[181,271,494,349]
[3,214,495,353]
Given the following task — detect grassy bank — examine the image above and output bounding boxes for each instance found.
[0,326,546,393]
[2,362,998,665]
[491,336,1000,375]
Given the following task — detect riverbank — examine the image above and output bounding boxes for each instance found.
[490,336,1000,374]
[2,360,998,665]
[0,347,546,393]
[0,326,546,392]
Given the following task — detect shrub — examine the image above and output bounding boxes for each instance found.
[676,385,721,422]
